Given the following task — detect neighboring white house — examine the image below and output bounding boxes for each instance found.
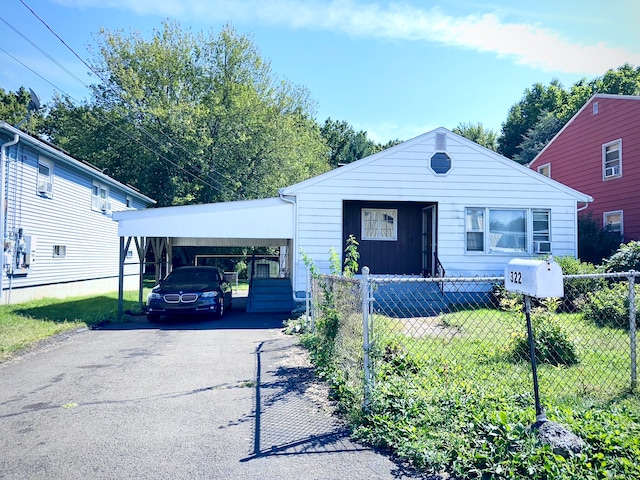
[113,128,592,304]
[0,121,155,304]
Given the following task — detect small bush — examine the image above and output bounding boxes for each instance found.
[555,255,605,312]
[603,241,640,272]
[507,299,579,366]
[582,282,634,330]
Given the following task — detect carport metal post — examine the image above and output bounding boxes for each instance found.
[117,236,125,321]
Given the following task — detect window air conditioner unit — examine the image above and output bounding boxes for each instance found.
[534,241,552,254]
[37,179,52,195]
[605,166,619,177]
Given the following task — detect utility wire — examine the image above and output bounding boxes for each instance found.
[0,45,229,197]
[17,0,263,200]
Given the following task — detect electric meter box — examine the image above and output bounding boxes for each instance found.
[504,258,564,298]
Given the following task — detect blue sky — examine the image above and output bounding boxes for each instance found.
[1,0,639,143]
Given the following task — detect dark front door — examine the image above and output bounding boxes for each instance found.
[422,206,436,277]
[343,201,434,276]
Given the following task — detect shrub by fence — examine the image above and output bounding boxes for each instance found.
[305,269,639,478]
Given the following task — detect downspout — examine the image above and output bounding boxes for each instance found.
[0,134,19,301]
[278,191,298,300]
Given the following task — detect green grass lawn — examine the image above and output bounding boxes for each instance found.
[0,290,145,362]
[310,305,640,479]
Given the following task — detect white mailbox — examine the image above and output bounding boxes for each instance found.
[504,257,564,298]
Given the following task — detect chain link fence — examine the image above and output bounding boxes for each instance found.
[308,269,638,412]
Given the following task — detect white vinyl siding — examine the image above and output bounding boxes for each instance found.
[283,129,587,293]
[0,136,151,301]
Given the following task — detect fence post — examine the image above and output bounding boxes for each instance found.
[306,266,311,330]
[630,272,637,391]
[361,266,372,409]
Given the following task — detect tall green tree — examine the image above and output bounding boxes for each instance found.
[0,87,46,134]
[497,79,568,160]
[320,118,379,167]
[499,64,640,163]
[512,111,564,165]
[46,21,329,206]
[452,122,497,151]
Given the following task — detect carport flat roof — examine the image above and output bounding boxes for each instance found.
[112,197,294,243]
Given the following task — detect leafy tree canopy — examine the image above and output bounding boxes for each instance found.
[498,63,640,162]
[452,122,498,151]
[45,21,329,206]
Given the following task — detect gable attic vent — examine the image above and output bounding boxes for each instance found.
[436,132,447,151]
[593,102,599,115]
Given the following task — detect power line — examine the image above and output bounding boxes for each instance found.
[0,45,230,198]
[17,0,263,200]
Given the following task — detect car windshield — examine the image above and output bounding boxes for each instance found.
[164,269,219,286]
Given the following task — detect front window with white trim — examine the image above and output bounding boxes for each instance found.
[91,182,111,214]
[465,208,550,254]
[37,158,53,197]
[603,140,622,180]
[362,208,397,241]
[604,211,623,236]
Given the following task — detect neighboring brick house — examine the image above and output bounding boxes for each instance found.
[529,94,640,242]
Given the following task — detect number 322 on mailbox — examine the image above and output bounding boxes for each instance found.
[504,257,564,299]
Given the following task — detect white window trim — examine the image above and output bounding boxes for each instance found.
[37,157,54,198]
[91,181,112,214]
[361,208,398,241]
[537,163,551,178]
[53,245,67,258]
[603,210,623,236]
[429,151,453,176]
[602,139,622,180]
[465,207,551,255]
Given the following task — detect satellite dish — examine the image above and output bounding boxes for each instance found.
[28,88,42,112]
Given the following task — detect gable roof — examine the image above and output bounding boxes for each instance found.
[529,94,640,168]
[0,121,155,205]
[281,126,593,202]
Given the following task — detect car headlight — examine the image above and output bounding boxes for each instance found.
[200,291,219,298]
[147,292,162,301]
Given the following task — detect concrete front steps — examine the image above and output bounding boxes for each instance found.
[247,278,295,313]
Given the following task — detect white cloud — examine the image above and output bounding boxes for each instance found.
[55,0,639,75]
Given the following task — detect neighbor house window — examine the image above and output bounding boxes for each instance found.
[604,211,623,236]
[53,245,66,257]
[362,208,397,241]
[537,163,550,178]
[92,182,111,213]
[37,157,53,197]
[603,140,622,179]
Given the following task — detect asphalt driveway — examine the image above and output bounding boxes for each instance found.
[0,297,426,479]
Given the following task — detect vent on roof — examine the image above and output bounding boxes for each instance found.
[436,132,447,151]
[593,102,599,115]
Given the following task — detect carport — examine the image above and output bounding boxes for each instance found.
[112,197,295,319]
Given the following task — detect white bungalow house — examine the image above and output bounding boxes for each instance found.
[113,128,592,311]
[0,121,155,304]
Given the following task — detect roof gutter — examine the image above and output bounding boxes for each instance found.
[0,133,20,300]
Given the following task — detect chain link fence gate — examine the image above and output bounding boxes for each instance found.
[308,269,638,412]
